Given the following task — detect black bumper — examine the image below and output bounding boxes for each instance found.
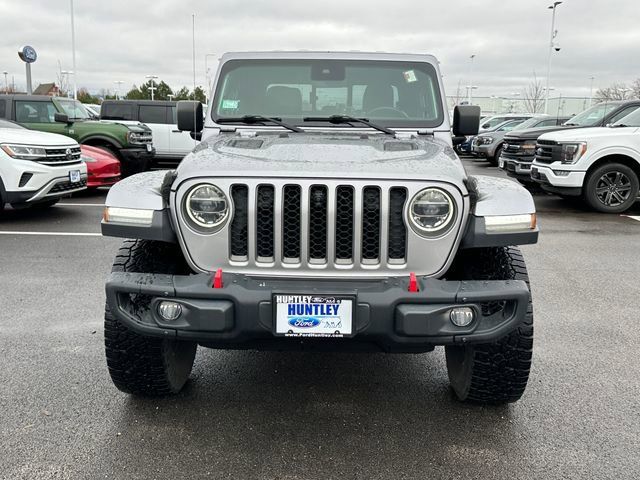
[118,147,155,175]
[105,272,531,353]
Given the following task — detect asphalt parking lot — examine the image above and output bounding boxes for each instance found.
[1,159,639,480]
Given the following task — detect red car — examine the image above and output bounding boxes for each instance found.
[81,145,121,188]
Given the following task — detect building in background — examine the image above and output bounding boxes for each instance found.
[447,95,594,116]
[32,83,60,96]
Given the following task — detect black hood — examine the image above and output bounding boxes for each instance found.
[503,124,581,141]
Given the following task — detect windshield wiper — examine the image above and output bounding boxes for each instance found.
[610,123,630,128]
[563,122,580,126]
[303,115,395,135]
[216,115,303,133]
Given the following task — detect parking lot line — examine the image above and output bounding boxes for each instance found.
[58,203,105,207]
[0,231,102,236]
[622,215,640,222]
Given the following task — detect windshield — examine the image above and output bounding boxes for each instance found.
[56,98,92,120]
[565,103,618,127]
[212,59,444,128]
[495,119,526,132]
[512,117,543,131]
[0,119,25,129]
[612,108,640,127]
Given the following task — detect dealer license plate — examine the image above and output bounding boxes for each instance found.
[69,170,81,182]
[499,158,504,169]
[274,294,353,337]
[146,143,153,153]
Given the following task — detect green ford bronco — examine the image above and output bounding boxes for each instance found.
[0,95,155,176]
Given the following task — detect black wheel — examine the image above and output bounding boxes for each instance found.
[104,239,197,396]
[584,163,639,213]
[488,145,502,166]
[445,247,534,404]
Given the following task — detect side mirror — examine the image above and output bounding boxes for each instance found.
[54,112,71,124]
[177,101,204,133]
[453,105,481,136]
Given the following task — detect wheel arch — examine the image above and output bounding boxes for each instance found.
[585,153,640,182]
[81,135,123,151]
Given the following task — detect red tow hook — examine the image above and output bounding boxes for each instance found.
[213,268,224,289]
[408,272,419,293]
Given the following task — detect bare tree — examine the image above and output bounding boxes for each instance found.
[595,82,637,102]
[522,75,545,114]
[632,79,640,100]
[452,80,464,106]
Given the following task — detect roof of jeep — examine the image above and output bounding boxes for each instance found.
[1,94,64,101]
[219,51,439,63]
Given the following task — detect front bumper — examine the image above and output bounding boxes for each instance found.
[471,143,495,158]
[531,164,585,196]
[5,173,88,204]
[106,272,531,352]
[501,156,535,182]
[118,146,155,174]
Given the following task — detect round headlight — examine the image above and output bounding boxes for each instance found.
[185,184,228,230]
[409,188,455,236]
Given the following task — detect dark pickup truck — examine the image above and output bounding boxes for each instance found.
[500,100,640,185]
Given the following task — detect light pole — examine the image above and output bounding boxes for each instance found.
[61,70,74,97]
[114,80,124,100]
[69,0,78,100]
[204,53,217,105]
[2,71,7,94]
[145,75,158,100]
[588,76,595,107]
[544,1,562,114]
[167,94,175,102]
[467,54,476,104]
[466,85,478,104]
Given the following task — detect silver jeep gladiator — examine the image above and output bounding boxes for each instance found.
[101,52,538,404]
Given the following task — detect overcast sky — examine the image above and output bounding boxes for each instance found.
[1,0,638,99]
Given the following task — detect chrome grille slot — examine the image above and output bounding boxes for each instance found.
[282,185,302,261]
[230,185,248,259]
[388,188,408,260]
[335,186,354,261]
[361,187,381,261]
[256,185,275,260]
[309,185,328,261]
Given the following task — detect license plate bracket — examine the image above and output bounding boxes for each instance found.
[273,294,355,338]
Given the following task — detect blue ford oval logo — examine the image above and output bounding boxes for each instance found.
[288,317,320,328]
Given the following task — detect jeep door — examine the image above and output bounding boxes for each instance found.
[13,99,68,136]
[138,104,170,156]
[167,105,197,157]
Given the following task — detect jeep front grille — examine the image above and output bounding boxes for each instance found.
[228,182,408,267]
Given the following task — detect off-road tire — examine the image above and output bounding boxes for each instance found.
[583,162,639,213]
[104,239,197,396]
[445,247,534,404]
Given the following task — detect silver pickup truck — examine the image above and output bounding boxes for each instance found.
[101,51,538,404]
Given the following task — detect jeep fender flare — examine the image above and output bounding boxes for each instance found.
[81,135,123,150]
[461,175,538,248]
[101,170,177,242]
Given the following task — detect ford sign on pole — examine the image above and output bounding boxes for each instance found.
[18,45,37,94]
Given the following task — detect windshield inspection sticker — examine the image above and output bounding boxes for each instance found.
[221,99,240,110]
[403,70,418,83]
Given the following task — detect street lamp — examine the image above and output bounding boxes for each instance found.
[61,70,74,97]
[145,75,158,101]
[2,71,7,94]
[588,76,595,107]
[544,1,562,114]
[204,53,217,105]
[114,80,124,100]
[167,94,175,101]
[69,0,78,100]
[466,85,478,105]
[467,54,476,104]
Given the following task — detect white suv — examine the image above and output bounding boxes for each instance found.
[531,108,640,213]
[0,119,87,211]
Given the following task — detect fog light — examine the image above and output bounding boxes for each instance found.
[450,307,475,327]
[158,301,182,321]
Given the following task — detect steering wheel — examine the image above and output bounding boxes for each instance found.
[366,106,409,119]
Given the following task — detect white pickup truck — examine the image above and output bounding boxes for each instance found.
[531,108,640,213]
